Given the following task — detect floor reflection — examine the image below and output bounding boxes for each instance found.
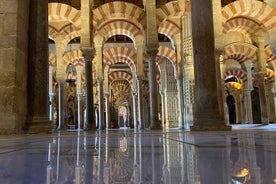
[0,129,276,184]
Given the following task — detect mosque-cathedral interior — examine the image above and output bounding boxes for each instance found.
[1,0,276,183]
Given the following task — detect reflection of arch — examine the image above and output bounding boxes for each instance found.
[227,95,236,124]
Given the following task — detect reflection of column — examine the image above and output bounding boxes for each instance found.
[133,129,139,183]
[138,132,142,182]
[46,143,52,184]
[97,131,103,183]
[81,48,96,129]
[27,0,50,132]
[105,93,110,129]
[132,92,137,128]
[147,48,161,129]
[137,76,143,129]
[97,78,104,129]
[244,61,253,123]
[190,0,231,131]
[255,36,269,125]
[56,132,61,181]
[84,132,93,184]
[75,131,81,184]
[104,130,110,184]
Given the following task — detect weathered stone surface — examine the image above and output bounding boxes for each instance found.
[0,72,15,87]
[0,0,18,13]
[4,13,17,35]
[0,36,16,48]
[0,87,15,114]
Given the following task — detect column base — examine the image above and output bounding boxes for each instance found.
[190,124,232,131]
[24,116,52,134]
[83,123,97,131]
[149,126,162,130]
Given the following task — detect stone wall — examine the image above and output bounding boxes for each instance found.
[0,0,29,133]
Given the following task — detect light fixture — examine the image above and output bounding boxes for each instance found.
[65,62,76,83]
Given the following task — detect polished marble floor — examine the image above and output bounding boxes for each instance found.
[1,125,276,184]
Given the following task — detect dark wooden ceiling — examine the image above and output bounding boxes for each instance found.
[48,0,175,9]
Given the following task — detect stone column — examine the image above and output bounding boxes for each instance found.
[176,77,184,129]
[160,91,166,128]
[76,66,83,129]
[97,78,104,129]
[190,0,231,131]
[26,0,51,133]
[147,48,161,129]
[49,93,55,121]
[137,76,143,129]
[132,92,137,129]
[105,93,110,129]
[255,36,269,125]
[244,61,253,123]
[81,48,96,130]
[233,92,242,124]
[49,65,55,121]
[176,39,185,129]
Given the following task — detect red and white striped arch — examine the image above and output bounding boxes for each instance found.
[108,71,133,85]
[222,16,263,34]
[158,19,181,42]
[221,0,276,31]
[93,2,146,32]
[112,81,131,94]
[224,82,242,93]
[224,69,247,83]
[62,49,84,66]
[96,20,144,43]
[156,1,186,26]
[266,68,275,83]
[157,46,177,65]
[265,45,276,63]
[48,3,81,30]
[49,52,56,66]
[103,47,136,65]
[223,42,258,63]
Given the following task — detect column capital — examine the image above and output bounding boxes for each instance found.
[81,46,96,62]
[104,92,110,97]
[136,75,144,81]
[145,46,159,58]
[97,77,104,83]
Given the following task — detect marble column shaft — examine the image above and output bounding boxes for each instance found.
[27,0,50,130]
[81,48,96,129]
[244,61,253,123]
[137,76,143,129]
[97,78,104,129]
[147,49,161,129]
[105,93,110,129]
[255,37,269,125]
[190,0,230,130]
[132,92,137,128]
